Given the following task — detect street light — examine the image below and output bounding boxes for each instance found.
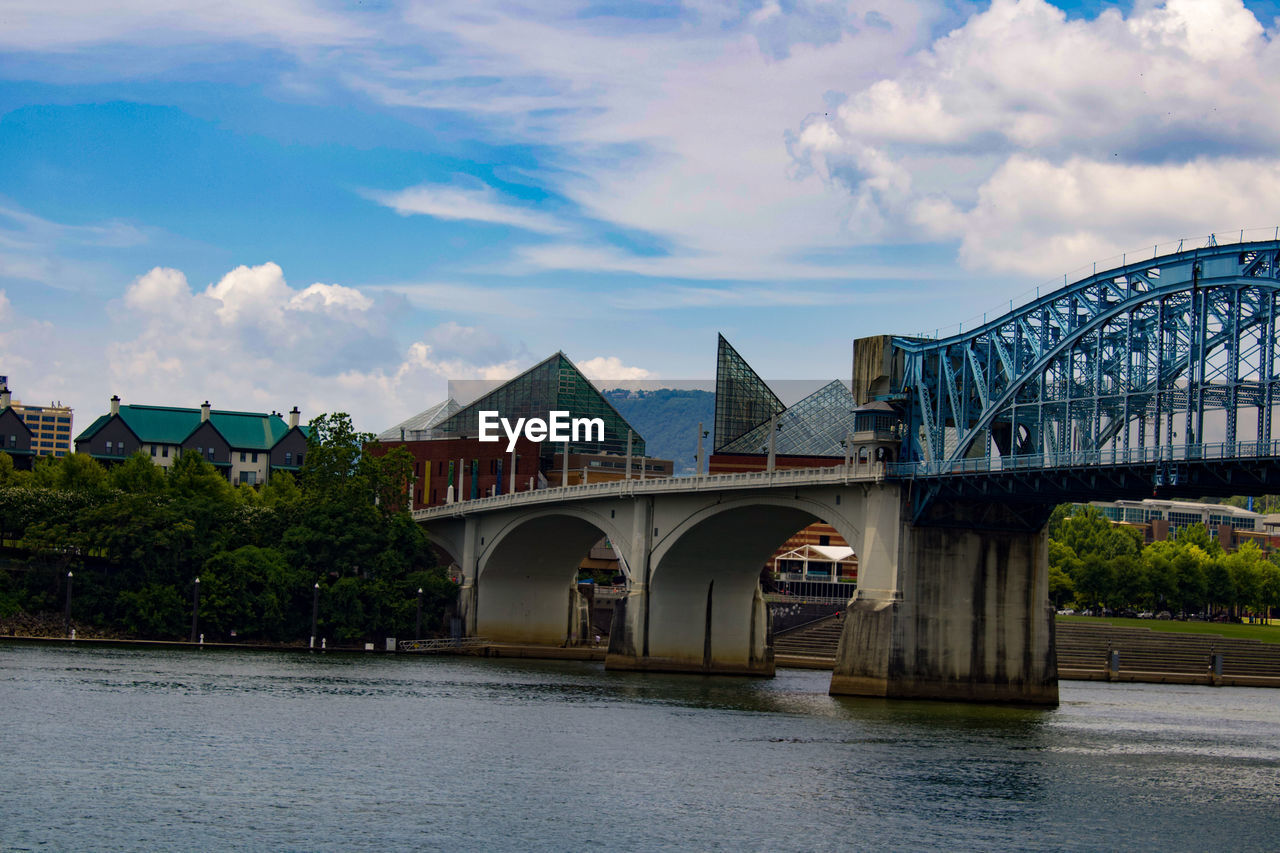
[64,571,73,638]
[310,582,320,649]
[189,576,200,643]
[415,587,424,639]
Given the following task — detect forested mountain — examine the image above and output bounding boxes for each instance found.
[603,388,714,475]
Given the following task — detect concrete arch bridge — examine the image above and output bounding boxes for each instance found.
[414,463,1057,706]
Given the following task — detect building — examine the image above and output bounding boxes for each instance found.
[372,352,670,511]
[0,374,73,458]
[74,396,308,485]
[1086,498,1278,551]
[0,385,36,469]
[772,544,859,599]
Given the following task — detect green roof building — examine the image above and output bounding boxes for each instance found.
[75,396,309,485]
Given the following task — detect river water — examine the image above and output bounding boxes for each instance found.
[2,643,1277,851]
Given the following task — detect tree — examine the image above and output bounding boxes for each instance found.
[110,452,168,494]
[301,412,375,500]
[1073,554,1115,610]
[200,546,303,640]
[1110,554,1148,611]
[1174,522,1222,557]
[1048,564,1075,608]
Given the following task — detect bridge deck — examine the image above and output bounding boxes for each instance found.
[411,463,885,520]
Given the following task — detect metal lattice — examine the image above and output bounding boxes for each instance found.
[894,240,1280,467]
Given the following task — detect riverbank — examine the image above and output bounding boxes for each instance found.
[774,615,1280,687]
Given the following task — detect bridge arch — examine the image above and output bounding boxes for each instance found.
[474,506,631,645]
[643,491,863,673]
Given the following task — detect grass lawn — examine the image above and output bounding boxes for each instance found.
[1056,614,1280,644]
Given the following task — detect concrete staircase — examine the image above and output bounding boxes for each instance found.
[772,616,845,663]
[1056,621,1280,685]
[773,615,1280,686]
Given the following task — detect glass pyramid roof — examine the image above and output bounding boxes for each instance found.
[718,380,857,456]
[434,353,646,456]
[376,398,461,442]
[713,334,784,452]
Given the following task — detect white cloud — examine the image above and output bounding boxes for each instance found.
[368,182,568,235]
[576,356,653,380]
[0,203,152,290]
[340,0,951,278]
[99,263,536,431]
[934,156,1280,276]
[0,0,364,51]
[792,0,1280,277]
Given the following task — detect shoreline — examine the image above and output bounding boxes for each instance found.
[6,635,1279,687]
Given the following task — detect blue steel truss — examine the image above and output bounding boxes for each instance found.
[894,240,1280,469]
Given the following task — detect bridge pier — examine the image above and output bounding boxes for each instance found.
[831,493,1058,706]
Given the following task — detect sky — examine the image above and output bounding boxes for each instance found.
[3,0,1280,433]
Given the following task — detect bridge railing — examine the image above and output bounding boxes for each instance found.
[888,440,1280,479]
[412,462,885,519]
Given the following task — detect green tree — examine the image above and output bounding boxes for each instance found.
[1048,564,1075,608]
[110,452,168,494]
[117,583,186,638]
[1174,522,1222,557]
[200,545,302,640]
[1110,554,1148,610]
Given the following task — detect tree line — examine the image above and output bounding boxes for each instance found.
[0,414,455,644]
[1049,505,1280,617]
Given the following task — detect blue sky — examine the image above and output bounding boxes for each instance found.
[3,0,1280,431]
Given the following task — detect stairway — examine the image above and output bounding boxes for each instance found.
[773,616,845,660]
[772,615,1280,685]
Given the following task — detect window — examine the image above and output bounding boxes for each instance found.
[819,535,830,546]
[106,440,113,453]
[207,448,216,461]
[285,451,292,465]
[297,453,304,466]
[239,471,256,485]
[240,451,246,463]
[162,446,169,458]
[150,445,157,457]
[57,417,70,424]
[251,452,258,463]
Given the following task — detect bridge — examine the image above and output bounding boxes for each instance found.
[416,236,1280,707]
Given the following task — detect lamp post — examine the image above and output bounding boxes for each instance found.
[695,423,708,476]
[766,415,779,472]
[64,571,73,638]
[415,587,424,639]
[189,577,200,643]
[310,582,320,649]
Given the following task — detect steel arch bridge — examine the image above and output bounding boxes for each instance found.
[869,238,1280,510]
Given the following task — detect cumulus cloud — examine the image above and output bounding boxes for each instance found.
[102,263,534,431]
[792,0,1280,276]
[576,356,653,381]
[368,182,567,235]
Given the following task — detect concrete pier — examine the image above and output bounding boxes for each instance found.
[831,497,1058,706]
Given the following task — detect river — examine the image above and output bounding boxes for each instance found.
[2,643,1277,851]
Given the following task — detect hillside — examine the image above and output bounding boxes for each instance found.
[603,388,715,476]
